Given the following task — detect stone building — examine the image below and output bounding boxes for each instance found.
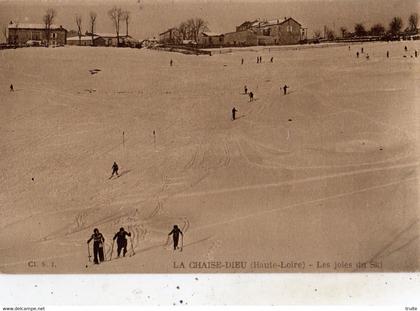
[7,21,67,46]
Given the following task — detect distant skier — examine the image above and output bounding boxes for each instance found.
[232,107,238,120]
[10,84,14,92]
[244,85,248,94]
[110,161,119,179]
[366,54,370,60]
[168,225,183,251]
[249,91,254,101]
[405,46,408,52]
[87,228,105,264]
[415,50,418,58]
[270,57,273,63]
[259,56,262,63]
[387,51,389,58]
[356,51,359,58]
[283,85,289,95]
[361,47,364,54]
[256,56,259,63]
[170,59,173,66]
[113,227,131,257]
[241,58,244,65]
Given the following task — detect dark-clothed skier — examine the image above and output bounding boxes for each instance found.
[87,228,105,264]
[387,51,389,58]
[170,59,173,66]
[270,57,274,63]
[244,85,248,94]
[113,227,131,257]
[232,107,238,120]
[241,58,244,65]
[168,225,183,251]
[249,91,254,101]
[283,85,289,95]
[356,51,359,58]
[110,161,119,178]
[10,84,14,92]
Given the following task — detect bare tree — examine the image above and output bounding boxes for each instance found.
[354,23,366,37]
[187,18,208,42]
[389,16,403,35]
[75,14,82,45]
[408,13,418,33]
[43,8,56,46]
[89,12,97,46]
[178,21,189,40]
[108,6,123,47]
[370,23,385,36]
[122,10,131,37]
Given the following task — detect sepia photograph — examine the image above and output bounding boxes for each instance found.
[0,0,419,275]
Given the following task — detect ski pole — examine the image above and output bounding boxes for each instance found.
[180,234,183,252]
[110,240,114,261]
[87,243,91,262]
[129,235,135,256]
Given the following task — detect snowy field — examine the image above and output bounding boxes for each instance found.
[0,41,419,273]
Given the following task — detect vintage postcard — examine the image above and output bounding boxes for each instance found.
[0,0,419,274]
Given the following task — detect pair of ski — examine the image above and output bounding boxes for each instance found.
[108,236,135,261]
[87,237,135,264]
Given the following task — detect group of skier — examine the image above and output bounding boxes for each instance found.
[231,83,289,120]
[86,225,183,265]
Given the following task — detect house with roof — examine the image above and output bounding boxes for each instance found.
[225,17,307,46]
[67,35,105,46]
[7,21,67,46]
[198,32,224,47]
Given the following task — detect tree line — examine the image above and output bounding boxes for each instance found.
[315,13,418,40]
[73,6,132,46]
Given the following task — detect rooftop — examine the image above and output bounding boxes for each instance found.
[8,23,65,30]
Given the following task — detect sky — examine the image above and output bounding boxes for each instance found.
[0,0,418,41]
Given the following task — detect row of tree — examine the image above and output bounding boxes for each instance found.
[73,7,131,47]
[2,6,133,47]
[176,18,208,43]
[315,13,418,40]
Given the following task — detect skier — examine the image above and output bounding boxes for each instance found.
[249,91,254,102]
[244,85,248,94]
[231,107,238,121]
[356,51,359,58]
[256,56,259,63]
[415,50,418,58]
[241,58,244,65]
[283,85,289,95]
[259,56,262,63]
[366,54,369,60]
[110,161,119,178]
[113,227,132,257]
[87,228,105,264]
[170,59,173,66]
[168,225,183,251]
[405,46,408,52]
[361,47,364,54]
[270,57,273,63]
[387,51,389,58]
[10,84,14,92]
